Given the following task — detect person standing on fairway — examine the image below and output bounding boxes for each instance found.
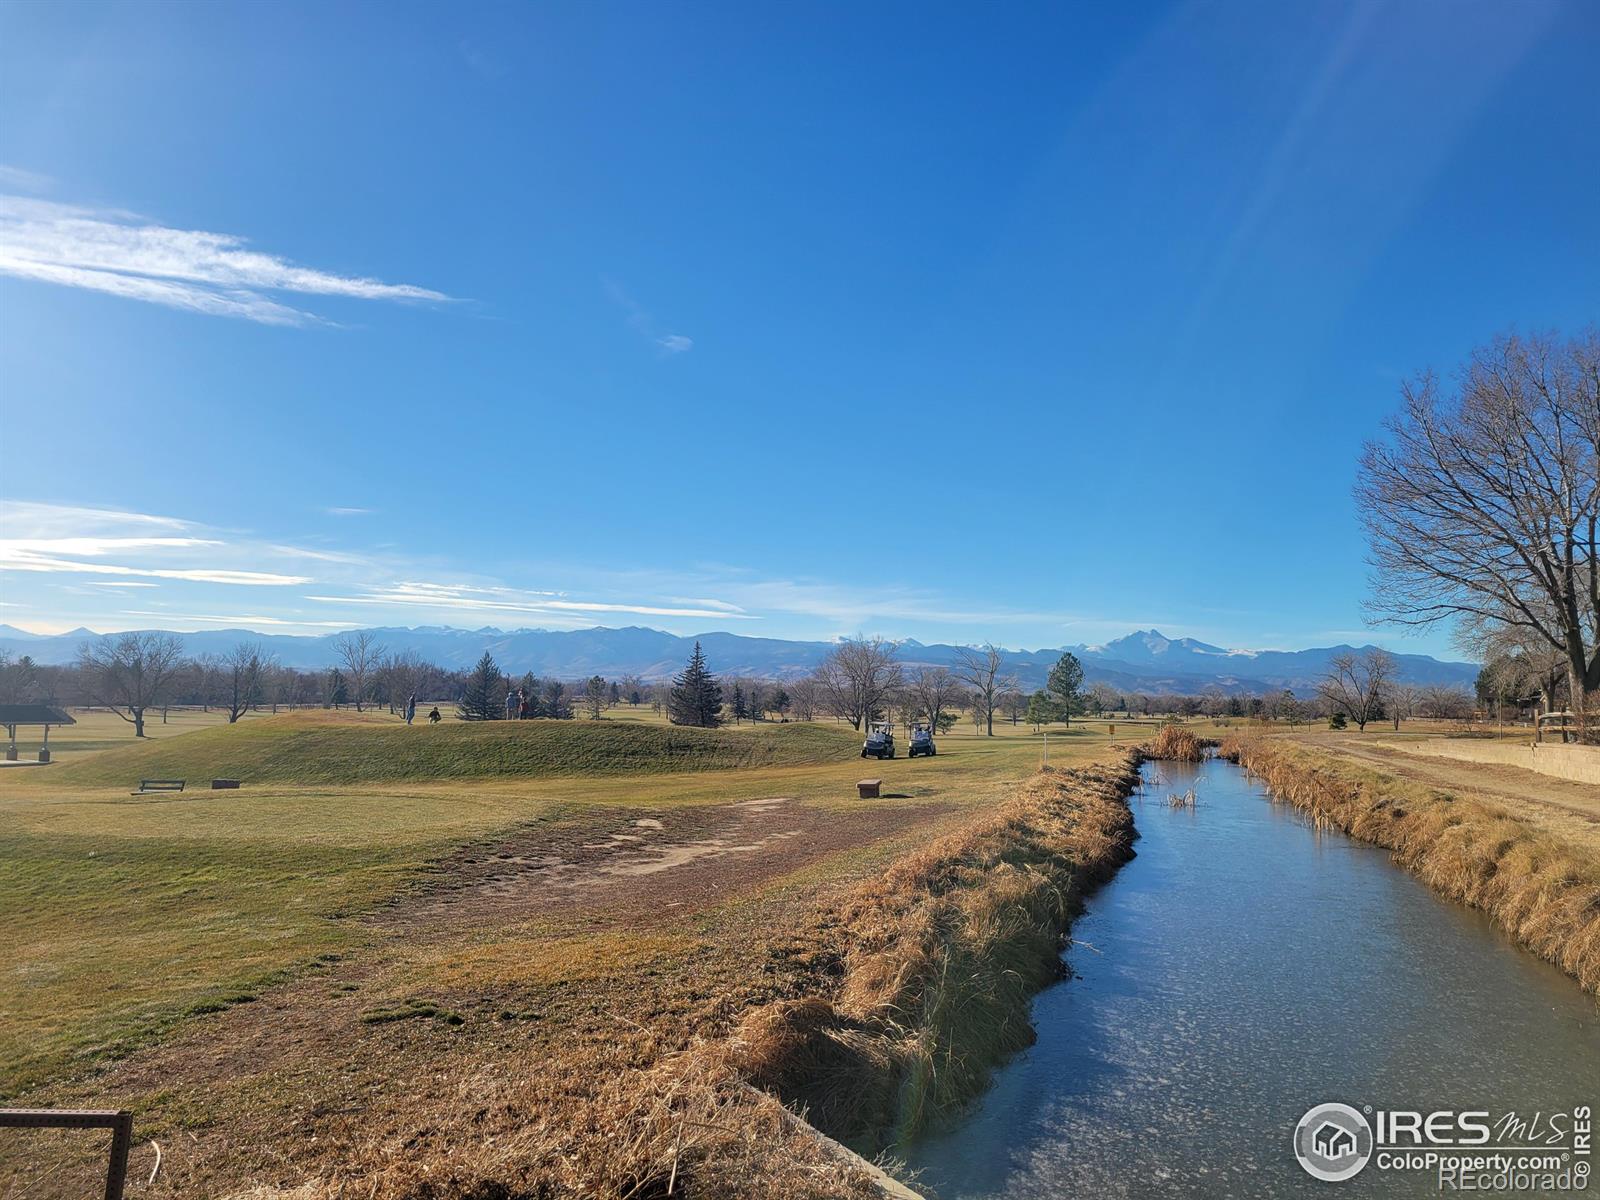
[506,687,518,721]
[405,693,416,725]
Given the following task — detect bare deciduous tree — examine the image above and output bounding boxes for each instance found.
[1357,329,1600,721]
[1317,649,1395,732]
[907,666,961,733]
[815,637,902,731]
[787,675,820,722]
[221,642,270,723]
[1419,685,1474,721]
[1387,682,1421,732]
[954,643,1015,737]
[1087,682,1121,717]
[78,632,185,737]
[333,630,385,713]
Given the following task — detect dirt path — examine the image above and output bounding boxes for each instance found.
[1283,735,1600,856]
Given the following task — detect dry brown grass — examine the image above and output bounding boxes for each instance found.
[728,758,1139,1150]
[220,1055,883,1200]
[1225,737,1600,1000]
[138,756,1138,1200]
[1150,726,1207,762]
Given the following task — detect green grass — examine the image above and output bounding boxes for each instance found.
[51,711,862,787]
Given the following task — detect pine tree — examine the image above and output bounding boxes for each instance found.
[519,672,545,718]
[326,668,349,709]
[585,675,608,719]
[1025,690,1059,731]
[543,679,573,719]
[457,651,503,721]
[1047,652,1085,727]
[668,642,723,727]
[732,682,747,723]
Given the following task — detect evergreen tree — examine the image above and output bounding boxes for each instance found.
[542,679,573,719]
[732,682,747,723]
[326,667,349,709]
[585,675,608,719]
[771,687,790,719]
[519,671,545,718]
[1025,690,1059,731]
[668,642,723,727]
[457,651,503,720]
[608,680,621,706]
[1047,652,1085,727]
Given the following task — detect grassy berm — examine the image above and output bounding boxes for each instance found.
[55,711,861,785]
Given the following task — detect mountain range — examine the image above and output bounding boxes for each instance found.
[0,623,1479,697]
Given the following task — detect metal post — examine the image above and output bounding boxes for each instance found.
[105,1112,132,1200]
[1043,732,1048,767]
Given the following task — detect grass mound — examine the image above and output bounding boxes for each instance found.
[56,713,860,787]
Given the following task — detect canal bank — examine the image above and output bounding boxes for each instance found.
[1223,736,1600,999]
[731,755,1141,1154]
[901,754,1600,1198]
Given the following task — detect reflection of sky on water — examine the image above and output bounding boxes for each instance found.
[902,759,1600,1198]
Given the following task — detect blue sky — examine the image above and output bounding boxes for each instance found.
[2,1,1596,657]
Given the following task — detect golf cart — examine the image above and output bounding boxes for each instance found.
[861,722,896,759]
[908,722,937,757]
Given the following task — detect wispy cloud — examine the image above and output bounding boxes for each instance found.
[0,549,310,586]
[603,278,693,355]
[0,165,53,193]
[120,610,360,629]
[1,501,191,534]
[0,504,311,586]
[0,195,449,326]
[304,580,754,623]
[325,507,374,516]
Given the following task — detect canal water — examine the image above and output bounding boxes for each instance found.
[901,756,1600,1197]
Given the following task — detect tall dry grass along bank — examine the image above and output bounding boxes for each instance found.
[1218,737,1600,1000]
[1149,725,1207,762]
[730,756,1140,1151]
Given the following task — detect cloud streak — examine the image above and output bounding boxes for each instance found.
[120,610,360,629]
[0,195,449,325]
[304,580,754,623]
[604,278,693,355]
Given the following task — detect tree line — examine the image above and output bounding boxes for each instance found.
[0,629,1479,739]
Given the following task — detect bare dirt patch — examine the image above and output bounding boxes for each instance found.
[387,794,946,930]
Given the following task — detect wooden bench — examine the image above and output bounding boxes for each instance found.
[132,779,185,795]
[857,778,882,799]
